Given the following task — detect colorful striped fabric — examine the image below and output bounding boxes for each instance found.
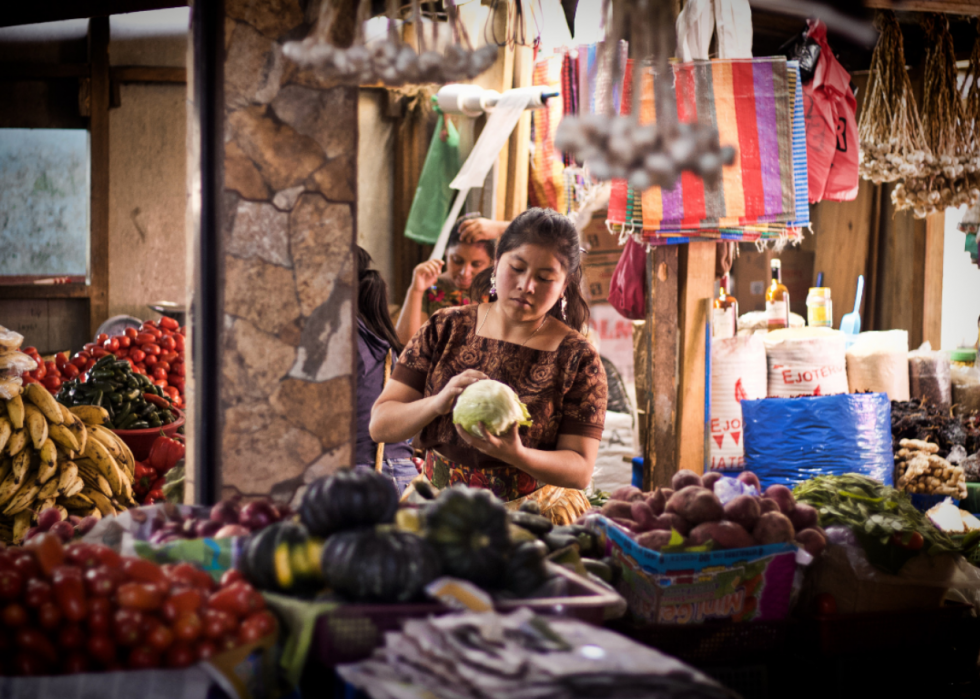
[606,57,804,243]
[528,55,566,214]
[787,61,810,229]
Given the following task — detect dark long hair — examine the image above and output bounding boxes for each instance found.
[470,208,590,332]
[356,246,403,354]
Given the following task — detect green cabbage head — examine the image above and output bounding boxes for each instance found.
[452,379,532,438]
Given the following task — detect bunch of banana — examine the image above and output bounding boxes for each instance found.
[0,385,137,544]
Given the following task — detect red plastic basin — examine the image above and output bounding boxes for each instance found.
[112,408,184,461]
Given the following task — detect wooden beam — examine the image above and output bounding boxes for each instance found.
[0,1,186,28]
[639,245,679,491]
[110,66,187,83]
[504,44,533,221]
[88,17,110,340]
[0,63,89,80]
[922,211,945,349]
[864,0,980,15]
[0,285,92,301]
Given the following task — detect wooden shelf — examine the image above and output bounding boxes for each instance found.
[0,284,92,300]
[110,66,186,84]
[0,63,89,80]
[864,0,980,15]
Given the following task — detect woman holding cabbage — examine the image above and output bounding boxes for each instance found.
[370,208,607,523]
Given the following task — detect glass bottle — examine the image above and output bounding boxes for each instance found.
[806,287,832,328]
[713,275,738,339]
[765,259,790,330]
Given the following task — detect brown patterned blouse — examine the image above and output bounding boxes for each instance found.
[391,304,608,486]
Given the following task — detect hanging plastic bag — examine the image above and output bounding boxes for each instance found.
[803,20,859,203]
[607,237,646,321]
[404,114,461,245]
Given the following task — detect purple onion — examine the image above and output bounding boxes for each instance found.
[239,501,277,531]
[50,521,75,543]
[75,516,98,536]
[214,524,250,539]
[210,500,240,525]
[195,520,223,538]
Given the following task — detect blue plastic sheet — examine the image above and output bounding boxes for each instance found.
[741,393,893,489]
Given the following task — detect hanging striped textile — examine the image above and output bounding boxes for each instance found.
[528,55,566,214]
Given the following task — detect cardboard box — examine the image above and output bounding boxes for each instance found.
[582,259,619,304]
[730,247,814,319]
[591,515,798,625]
[581,213,621,255]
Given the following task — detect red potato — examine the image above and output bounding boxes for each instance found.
[609,485,645,502]
[630,501,657,532]
[688,521,755,550]
[661,488,674,501]
[790,504,820,531]
[610,517,637,532]
[753,512,796,545]
[671,469,703,491]
[645,488,668,516]
[763,485,796,516]
[654,513,690,535]
[635,530,676,551]
[759,498,780,515]
[701,472,723,492]
[795,528,827,557]
[600,501,634,520]
[666,486,724,525]
[723,495,761,532]
[737,471,762,492]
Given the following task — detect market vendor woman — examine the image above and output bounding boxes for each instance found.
[371,208,607,523]
[394,218,495,346]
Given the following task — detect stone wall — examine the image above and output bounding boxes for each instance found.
[220,0,356,504]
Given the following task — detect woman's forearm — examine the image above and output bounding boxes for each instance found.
[509,447,593,490]
[370,395,442,444]
[395,288,424,346]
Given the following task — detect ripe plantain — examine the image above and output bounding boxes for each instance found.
[3,469,41,516]
[82,438,123,495]
[0,469,21,508]
[49,423,80,453]
[12,511,30,544]
[58,402,73,424]
[80,487,114,517]
[35,496,56,515]
[57,461,79,495]
[23,404,48,451]
[0,417,10,454]
[69,405,108,426]
[37,477,60,501]
[24,384,63,425]
[6,394,24,430]
[6,429,27,457]
[36,439,58,484]
[11,449,31,486]
[59,492,93,510]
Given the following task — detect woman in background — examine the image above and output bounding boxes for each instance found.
[395,218,495,346]
[355,247,417,494]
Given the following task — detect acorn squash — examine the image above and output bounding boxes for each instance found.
[320,527,440,602]
[300,468,399,537]
[423,486,511,587]
[240,521,323,595]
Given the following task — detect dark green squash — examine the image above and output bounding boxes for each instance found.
[423,486,511,587]
[300,468,399,537]
[241,521,323,594]
[503,539,549,597]
[321,527,440,602]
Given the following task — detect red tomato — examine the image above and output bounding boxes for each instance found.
[37,601,62,629]
[113,608,144,647]
[10,550,41,580]
[145,354,158,367]
[87,634,116,665]
[21,374,38,385]
[51,566,88,622]
[166,563,214,591]
[118,335,132,348]
[24,579,51,608]
[114,349,128,359]
[0,568,23,601]
[23,346,38,356]
[2,603,28,627]
[128,645,161,670]
[103,337,120,352]
[159,351,178,364]
[217,633,239,652]
[41,375,62,393]
[83,343,98,352]
[219,569,245,588]
[142,343,161,356]
[26,531,65,575]
[85,565,124,597]
[239,618,266,644]
[173,612,202,643]
[91,348,108,359]
[70,355,88,370]
[44,360,58,375]
[33,361,46,379]
[55,352,69,369]
[155,360,171,373]
[147,624,174,651]
[118,583,164,611]
[62,363,80,379]
[13,652,48,676]
[243,610,276,637]
[172,361,186,377]
[174,334,185,351]
[159,316,179,331]
[125,327,139,339]
[58,624,85,650]
[87,607,110,635]
[166,643,195,668]
[164,386,180,399]
[195,640,217,661]
[84,358,97,370]
[160,335,177,351]
[202,608,235,639]
[208,582,261,618]
[62,652,90,674]
[97,333,109,344]
[163,588,203,621]
[16,628,57,663]
[135,333,154,345]
[129,349,146,363]
[121,557,166,586]
[152,367,168,382]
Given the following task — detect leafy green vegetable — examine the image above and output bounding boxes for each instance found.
[794,473,980,574]
[452,379,532,438]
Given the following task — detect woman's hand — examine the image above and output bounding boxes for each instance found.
[412,259,443,293]
[455,422,524,465]
[431,369,487,416]
[458,218,506,243]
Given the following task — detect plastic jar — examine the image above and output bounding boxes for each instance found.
[806,287,832,328]
[951,348,977,368]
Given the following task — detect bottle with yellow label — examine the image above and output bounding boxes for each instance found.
[765,259,790,330]
[806,287,832,328]
[713,275,739,339]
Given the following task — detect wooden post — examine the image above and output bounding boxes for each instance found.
[639,245,679,491]
[922,212,945,349]
[88,17,110,339]
[504,44,533,220]
[676,241,715,475]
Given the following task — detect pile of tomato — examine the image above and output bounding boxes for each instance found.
[0,534,274,676]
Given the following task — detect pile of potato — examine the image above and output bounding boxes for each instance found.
[599,469,827,556]
[895,438,967,499]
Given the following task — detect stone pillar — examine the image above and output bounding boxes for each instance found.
[220,0,357,504]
